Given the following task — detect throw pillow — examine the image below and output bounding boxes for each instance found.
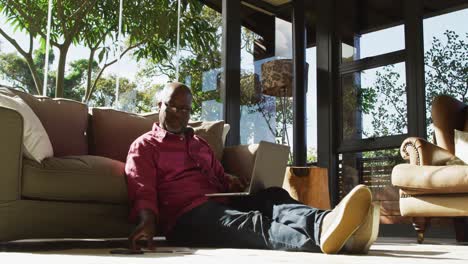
[2,88,89,156]
[189,120,225,161]
[0,93,53,162]
[454,129,468,164]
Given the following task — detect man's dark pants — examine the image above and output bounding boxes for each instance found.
[167,187,330,252]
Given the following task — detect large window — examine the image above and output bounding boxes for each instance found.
[342,25,405,62]
[334,0,407,222]
[238,15,317,164]
[337,0,407,152]
[239,26,276,145]
[331,1,467,225]
[181,7,223,122]
[341,62,408,141]
[423,8,468,140]
[0,2,222,117]
[239,16,296,150]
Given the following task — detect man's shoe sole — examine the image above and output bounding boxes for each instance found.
[343,202,380,254]
[320,185,372,254]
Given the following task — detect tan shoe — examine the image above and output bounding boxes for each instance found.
[319,184,372,254]
[342,202,380,254]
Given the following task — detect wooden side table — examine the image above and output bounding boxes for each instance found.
[282,166,331,210]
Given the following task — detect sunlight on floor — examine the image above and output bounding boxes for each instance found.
[1,238,467,264]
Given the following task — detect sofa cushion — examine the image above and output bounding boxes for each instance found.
[0,90,54,162]
[6,89,88,156]
[22,156,128,204]
[90,108,159,162]
[392,164,468,195]
[90,108,228,162]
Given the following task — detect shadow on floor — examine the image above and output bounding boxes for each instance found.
[0,239,171,252]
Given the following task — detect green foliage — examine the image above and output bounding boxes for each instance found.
[424,31,467,138]
[0,0,218,99]
[358,86,377,115]
[133,84,164,113]
[0,47,54,94]
[361,148,400,159]
[361,30,467,139]
[89,75,135,107]
[62,59,98,101]
[307,147,317,163]
[139,5,222,118]
[33,48,54,70]
[0,52,36,93]
[363,64,407,138]
[424,30,467,105]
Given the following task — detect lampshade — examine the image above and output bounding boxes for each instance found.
[261,59,294,97]
[261,59,309,97]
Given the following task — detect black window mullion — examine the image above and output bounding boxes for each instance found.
[317,0,340,207]
[292,0,307,166]
[338,134,409,153]
[404,0,426,139]
[339,49,406,74]
[221,0,241,146]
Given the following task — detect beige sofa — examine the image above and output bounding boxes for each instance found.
[0,88,266,242]
[391,95,468,243]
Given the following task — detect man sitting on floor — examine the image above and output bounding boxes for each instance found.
[125,82,377,254]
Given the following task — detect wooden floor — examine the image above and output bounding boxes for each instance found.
[1,237,467,264]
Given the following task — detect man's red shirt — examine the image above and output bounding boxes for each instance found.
[125,123,230,235]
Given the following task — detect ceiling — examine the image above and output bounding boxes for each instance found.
[200,0,468,48]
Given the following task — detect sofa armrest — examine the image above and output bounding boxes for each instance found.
[222,144,259,182]
[0,106,23,201]
[400,137,455,166]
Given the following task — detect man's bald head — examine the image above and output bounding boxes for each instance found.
[157,82,192,104]
[157,82,193,134]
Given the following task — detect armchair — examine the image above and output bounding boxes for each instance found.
[391,95,468,243]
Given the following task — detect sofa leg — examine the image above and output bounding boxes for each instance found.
[454,217,468,242]
[412,217,429,244]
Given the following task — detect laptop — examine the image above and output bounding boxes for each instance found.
[205,141,290,197]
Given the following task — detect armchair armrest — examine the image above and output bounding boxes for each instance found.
[392,164,468,194]
[222,144,259,182]
[400,137,455,166]
[0,106,23,201]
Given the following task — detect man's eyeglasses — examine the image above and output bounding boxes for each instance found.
[164,102,192,114]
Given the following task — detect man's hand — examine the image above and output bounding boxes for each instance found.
[129,209,156,251]
[226,173,248,192]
